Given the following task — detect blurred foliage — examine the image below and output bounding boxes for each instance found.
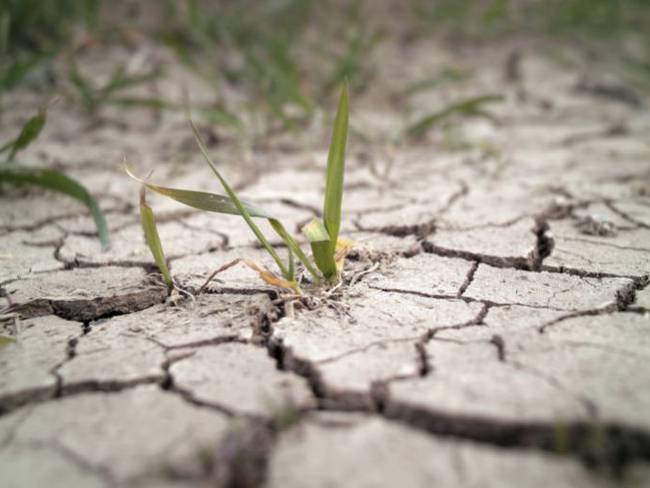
[159,0,379,129]
[1,0,100,55]
[0,0,100,94]
[409,0,650,95]
[2,0,649,123]
[410,0,650,39]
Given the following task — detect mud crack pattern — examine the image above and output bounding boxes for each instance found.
[1,38,650,488]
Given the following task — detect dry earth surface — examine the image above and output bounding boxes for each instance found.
[1,36,650,487]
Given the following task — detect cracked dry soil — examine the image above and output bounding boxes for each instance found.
[2,38,650,488]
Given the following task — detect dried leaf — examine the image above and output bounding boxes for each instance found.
[335,238,354,272]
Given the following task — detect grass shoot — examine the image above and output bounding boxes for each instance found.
[129,84,350,293]
[405,94,504,139]
[68,61,162,113]
[139,188,173,289]
[0,105,110,248]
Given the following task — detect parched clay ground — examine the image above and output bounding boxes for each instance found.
[1,37,650,487]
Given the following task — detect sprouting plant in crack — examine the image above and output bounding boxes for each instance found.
[0,101,110,248]
[127,84,351,294]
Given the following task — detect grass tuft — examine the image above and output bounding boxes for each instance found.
[126,84,351,291]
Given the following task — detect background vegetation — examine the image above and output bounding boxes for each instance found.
[3,0,649,113]
[1,1,649,249]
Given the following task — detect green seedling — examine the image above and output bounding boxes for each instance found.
[0,167,109,247]
[320,0,381,97]
[306,82,349,280]
[0,2,101,102]
[400,67,473,97]
[350,93,503,150]
[139,188,173,289]
[128,84,350,293]
[161,0,314,132]
[68,58,241,127]
[0,54,46,95]
[0,106,46,160]
[0,105,110,248]
[405,94,504,139]
[160,0,381,133]
[1,0,101,52]
[68,61,162,113]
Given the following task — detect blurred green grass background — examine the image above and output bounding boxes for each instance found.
[2,0,649,116]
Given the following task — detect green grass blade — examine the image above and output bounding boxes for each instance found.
[0,13,7,53]
[287,246,295,281]
[193,106,242,128]
[139,188,173,289]
[0,54,45,93]
[405,94,504,139]
[103,67,160,98]
[269,219,321,284]
[301,217,329,242]
[320,83,349,279]
[125,165,271,218]
[106,98,241,128]
[400,67,472,97]
[302,217,335,281]
[0,167,110,248]
[108,97,173,111]
[3,109,47,160]
[190,121,291,280]
[68,64,96,112]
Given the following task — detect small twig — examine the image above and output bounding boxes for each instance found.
[198,259,242,294]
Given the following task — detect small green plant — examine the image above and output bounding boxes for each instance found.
[161,0,315,131]
[67,59,241,127]
[318,0,381,98]
[128,84,350,293]
[405,94,504,139]
[351,92,504,148]
[399,66,473,98]
[0,1,101,100]
[159,0,379,134]
[68,60,163,114]
[0,105,47,159]
[139,188,173,289]
[0,103,110,248]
